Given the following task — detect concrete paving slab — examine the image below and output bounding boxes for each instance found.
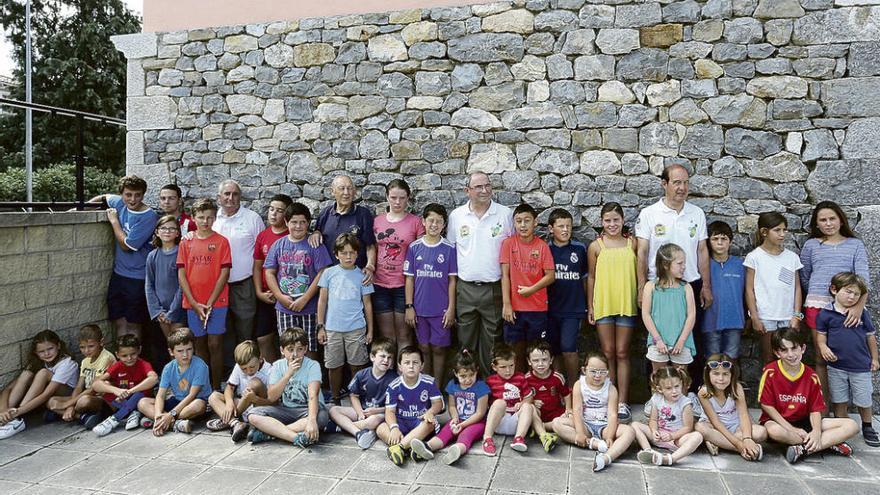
[51,426,141,453]
[249,473,338,495]
[348,449,426,484]
[328,479,410,495]
[569,461,646,494]
[9,421,82,446]
[722,472,811,495]
[406,485,485,495]
[0,447,90,483]
[789,451,875,481]
[709,447,796,476]
[0,480,29,494]
[158,432,241,465]
[217,441,301,471]
[109,459,207,495]
[644,467,727,495]
[490,456,570,494]
[171,466,271,495]
[497,435,572,462]
[416,449,498,489]
[23,485,97,495]
[278,444,363,478]
[807,478,880,494]
[42,453,147,490]
[0,441,40,467]
[105,428,193,459]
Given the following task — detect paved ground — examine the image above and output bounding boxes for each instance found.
[0,411,879,495]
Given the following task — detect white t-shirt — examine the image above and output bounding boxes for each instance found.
[47,356,79,388]
[213,206,265,283]
[447,201,513,283]
[635,199,707,282]
[227,360,273,396]
[743,247,803,321]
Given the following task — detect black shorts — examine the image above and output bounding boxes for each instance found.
[254,300,278,339]
[107,272,148,323]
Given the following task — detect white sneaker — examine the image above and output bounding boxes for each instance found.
[125,412,142,431]
[0,418,25,439]
[93,416,120,437]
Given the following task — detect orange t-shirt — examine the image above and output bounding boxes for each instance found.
[176,232,232,309]
[500,235,554,312]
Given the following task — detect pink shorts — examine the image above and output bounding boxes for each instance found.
[415,316,450,347]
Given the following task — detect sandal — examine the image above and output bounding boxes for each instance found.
[588,437,608,453]
[206,418,229,431]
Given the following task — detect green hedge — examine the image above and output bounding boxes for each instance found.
[0,164,119,202]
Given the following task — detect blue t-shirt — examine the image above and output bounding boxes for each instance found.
[107,195,159,279]
[445,379,491,422]
[263,236,333,316]
[703,256,746,332]
[348,367,399,409]
[817,308,876,373]
[385,374,443,422]
[318,264,375,332]
[548,240,588,317]
[315,204,376,269]
[159,356,211,401]
[403,238,458,317]
[270,356,325,408]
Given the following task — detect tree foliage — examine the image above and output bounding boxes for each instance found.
[0,162,118,201]
[0,0,141,174]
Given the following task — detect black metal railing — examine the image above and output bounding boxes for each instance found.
[0,97,125,211]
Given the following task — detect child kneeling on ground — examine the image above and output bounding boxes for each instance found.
[329,338,398,449]
[207,340,273,442]
[246,327,329,447]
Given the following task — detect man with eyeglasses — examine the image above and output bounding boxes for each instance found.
[447,172,513,376]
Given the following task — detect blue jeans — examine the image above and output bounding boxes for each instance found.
[703,329,742,359]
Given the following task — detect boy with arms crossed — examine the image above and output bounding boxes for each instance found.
[92,335,159,436]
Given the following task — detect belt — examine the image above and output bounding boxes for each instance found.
[460,279,499,286]
[229,276,253,285]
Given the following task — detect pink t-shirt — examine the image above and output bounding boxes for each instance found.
[373,213,425,288]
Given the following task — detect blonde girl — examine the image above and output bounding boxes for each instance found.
[633,366,703,466]
[0,330,78,439]
[587,202,638,422]
[642,244,696,372]
[551,352,635,472]
[744,212,803,364]
[695,354,767,460]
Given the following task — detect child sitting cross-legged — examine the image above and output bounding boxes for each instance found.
[482,343,535,455]
[408,349,491,465]
[329,338,398,449]
[552,353,635,472]
[760,328,859,463]
[378,346,444,466]
[246,327,330,447]
[525,341,572,453]
[137,328,210,435]
[633,366,703,466]
[207,340,273,442]
[91,335,159,436]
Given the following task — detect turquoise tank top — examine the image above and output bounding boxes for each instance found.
[646,281,695,355]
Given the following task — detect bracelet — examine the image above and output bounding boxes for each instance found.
[742,436,752,441]
[389,423,399,430]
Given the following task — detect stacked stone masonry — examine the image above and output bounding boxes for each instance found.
[111,0,880,406]
[0,213,113,388]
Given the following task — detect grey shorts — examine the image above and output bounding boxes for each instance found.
[325,327,369,369]
[827,367,873,408]
[760,319,788,332]
[246,404,330,428]
[646,344,694,365]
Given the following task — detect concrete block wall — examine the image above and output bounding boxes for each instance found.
[0,212,113,388]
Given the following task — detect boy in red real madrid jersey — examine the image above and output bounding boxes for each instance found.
[758,328,858,464]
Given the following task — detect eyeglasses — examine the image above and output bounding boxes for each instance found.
[157,227,179,233]
[586,368,609,376]
[469,184,492,191]
[707,360,732,370]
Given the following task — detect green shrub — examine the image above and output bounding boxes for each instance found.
[0,163,119,202]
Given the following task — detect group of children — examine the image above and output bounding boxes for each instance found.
[0,186,874,470]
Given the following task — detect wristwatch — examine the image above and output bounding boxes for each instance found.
[792,311,804,320]
[405,304,414,309]
[170,409,178,419]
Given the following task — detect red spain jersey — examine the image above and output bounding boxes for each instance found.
[177,232,232,309]
[758,360,825,424]
[525,371,571,422]
[487,372,534,413]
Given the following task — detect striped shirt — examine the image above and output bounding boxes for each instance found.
[799,237,870,307]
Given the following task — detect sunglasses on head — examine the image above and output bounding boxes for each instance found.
[707,360,732,370]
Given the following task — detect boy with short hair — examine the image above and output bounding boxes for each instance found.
[92,175,160,342]
[525,341,572,453]
[246,327,329,447]
[816,272,879,447]
[501,203,556,372]
[546,208,588,385]
[253,194,295,362]
[702,221,746,361]
[329,338,398,449]
[46,324,116,428]
[159,183,193,234]
[759,328,859,463]
[482,343,536,455]
[377,346,443,466]
[177,198,232,390]
[207,340,273,442]
[317,233,375,404]
[403,203,458,382]
[264,202,333,361]
[137,328,210,435]
[91,335,159,436]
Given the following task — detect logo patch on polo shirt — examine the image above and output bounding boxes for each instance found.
[654,224,667,237]
[459,225,470,238]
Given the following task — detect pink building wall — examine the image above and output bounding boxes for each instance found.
[143,0,493,32]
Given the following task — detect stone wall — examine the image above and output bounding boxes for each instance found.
[111,0,880,408]
[0,212,113,388]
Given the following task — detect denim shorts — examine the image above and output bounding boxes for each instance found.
[547,316,582,354]
[760,319,788,332]
[585,420,607,439]
[373,285,406,314]
[827,366,873,408]
[594,315,637,328]
[503,311,548,343]
[703,329,743,358]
